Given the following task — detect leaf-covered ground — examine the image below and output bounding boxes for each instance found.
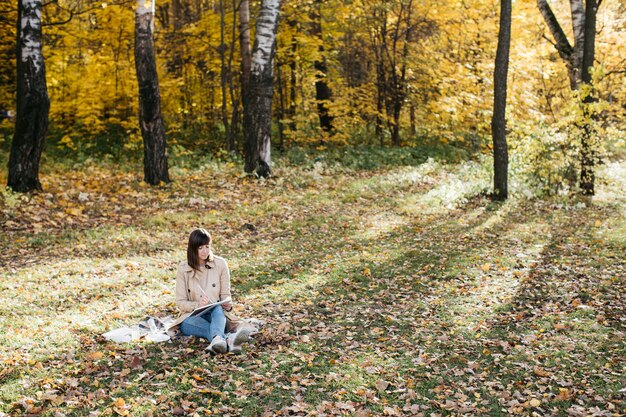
[0,155,624,416]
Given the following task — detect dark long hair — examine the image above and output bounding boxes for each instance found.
[187,228,214,271]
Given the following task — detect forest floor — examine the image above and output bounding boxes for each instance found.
[0,153,624,416]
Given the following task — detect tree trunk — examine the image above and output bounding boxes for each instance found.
[580,0,597,196]
[228,0,240,151]
[375,66,384,145]
[135,0,170,185]
[373,9,387,146]
[569,0,586,88]
[8,0,50,192]
[239,0,251,95]
[243,0,281,177]
[276,55,286,150]
[409,103,416,136]
[311,0,333,134]
[377,0,411,147]
[391,0,412,147]
[391,94,401,146]
[288,28,297,133]
[492,0,511,201]
[238,0,251,152]
[219,0,231,148]
[167,0,185,77]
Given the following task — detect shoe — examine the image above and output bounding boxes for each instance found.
[206,336,227,354]
[227,328,251,354]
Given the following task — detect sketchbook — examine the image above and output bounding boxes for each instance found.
[189,297,232,317]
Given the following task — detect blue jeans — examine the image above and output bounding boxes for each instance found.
[180,306,226,341]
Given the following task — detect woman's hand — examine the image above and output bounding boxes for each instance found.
[222,301,232,311]
[198,295,210,306]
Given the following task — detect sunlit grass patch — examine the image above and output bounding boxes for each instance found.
[398,160,490,216]
[340,168,429,202]
[596,208,626,246]
[596,160,626,203]
[0,254,174,373]
[443,273,522,331]
[358,212,407,240]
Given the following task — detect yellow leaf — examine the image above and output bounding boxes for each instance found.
[529,399,541,407]
[481,264,491,271]
[556,388,571,401]
[86,351,104,361]
[66,207,83,216]
[113,397,126,407]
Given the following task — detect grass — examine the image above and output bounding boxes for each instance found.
[0,147,625,416]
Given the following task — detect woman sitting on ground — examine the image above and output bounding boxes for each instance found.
[169,228,250,354]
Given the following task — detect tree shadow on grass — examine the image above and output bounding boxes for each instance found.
[476,202,626,414]
[218,198,625,415]
[485,203,625,331]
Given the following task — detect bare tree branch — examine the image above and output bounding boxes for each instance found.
[541,34,557,48]
[602,58,626,78]
[0,5,18,13]
[603,69,626,77]
[42,0,134,26]
[42,10,75,27]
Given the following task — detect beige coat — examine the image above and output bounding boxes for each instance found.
[169,256,233,330]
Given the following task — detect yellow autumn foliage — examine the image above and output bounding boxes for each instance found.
[0,0,623,152]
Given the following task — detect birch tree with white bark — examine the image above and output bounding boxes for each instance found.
[8,0,50,192]
[243,0,281,177]
[239,0,252,110]
[537,0,587,90]
[537,0,601,195]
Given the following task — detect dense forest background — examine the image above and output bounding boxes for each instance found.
[0,0,624,189]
